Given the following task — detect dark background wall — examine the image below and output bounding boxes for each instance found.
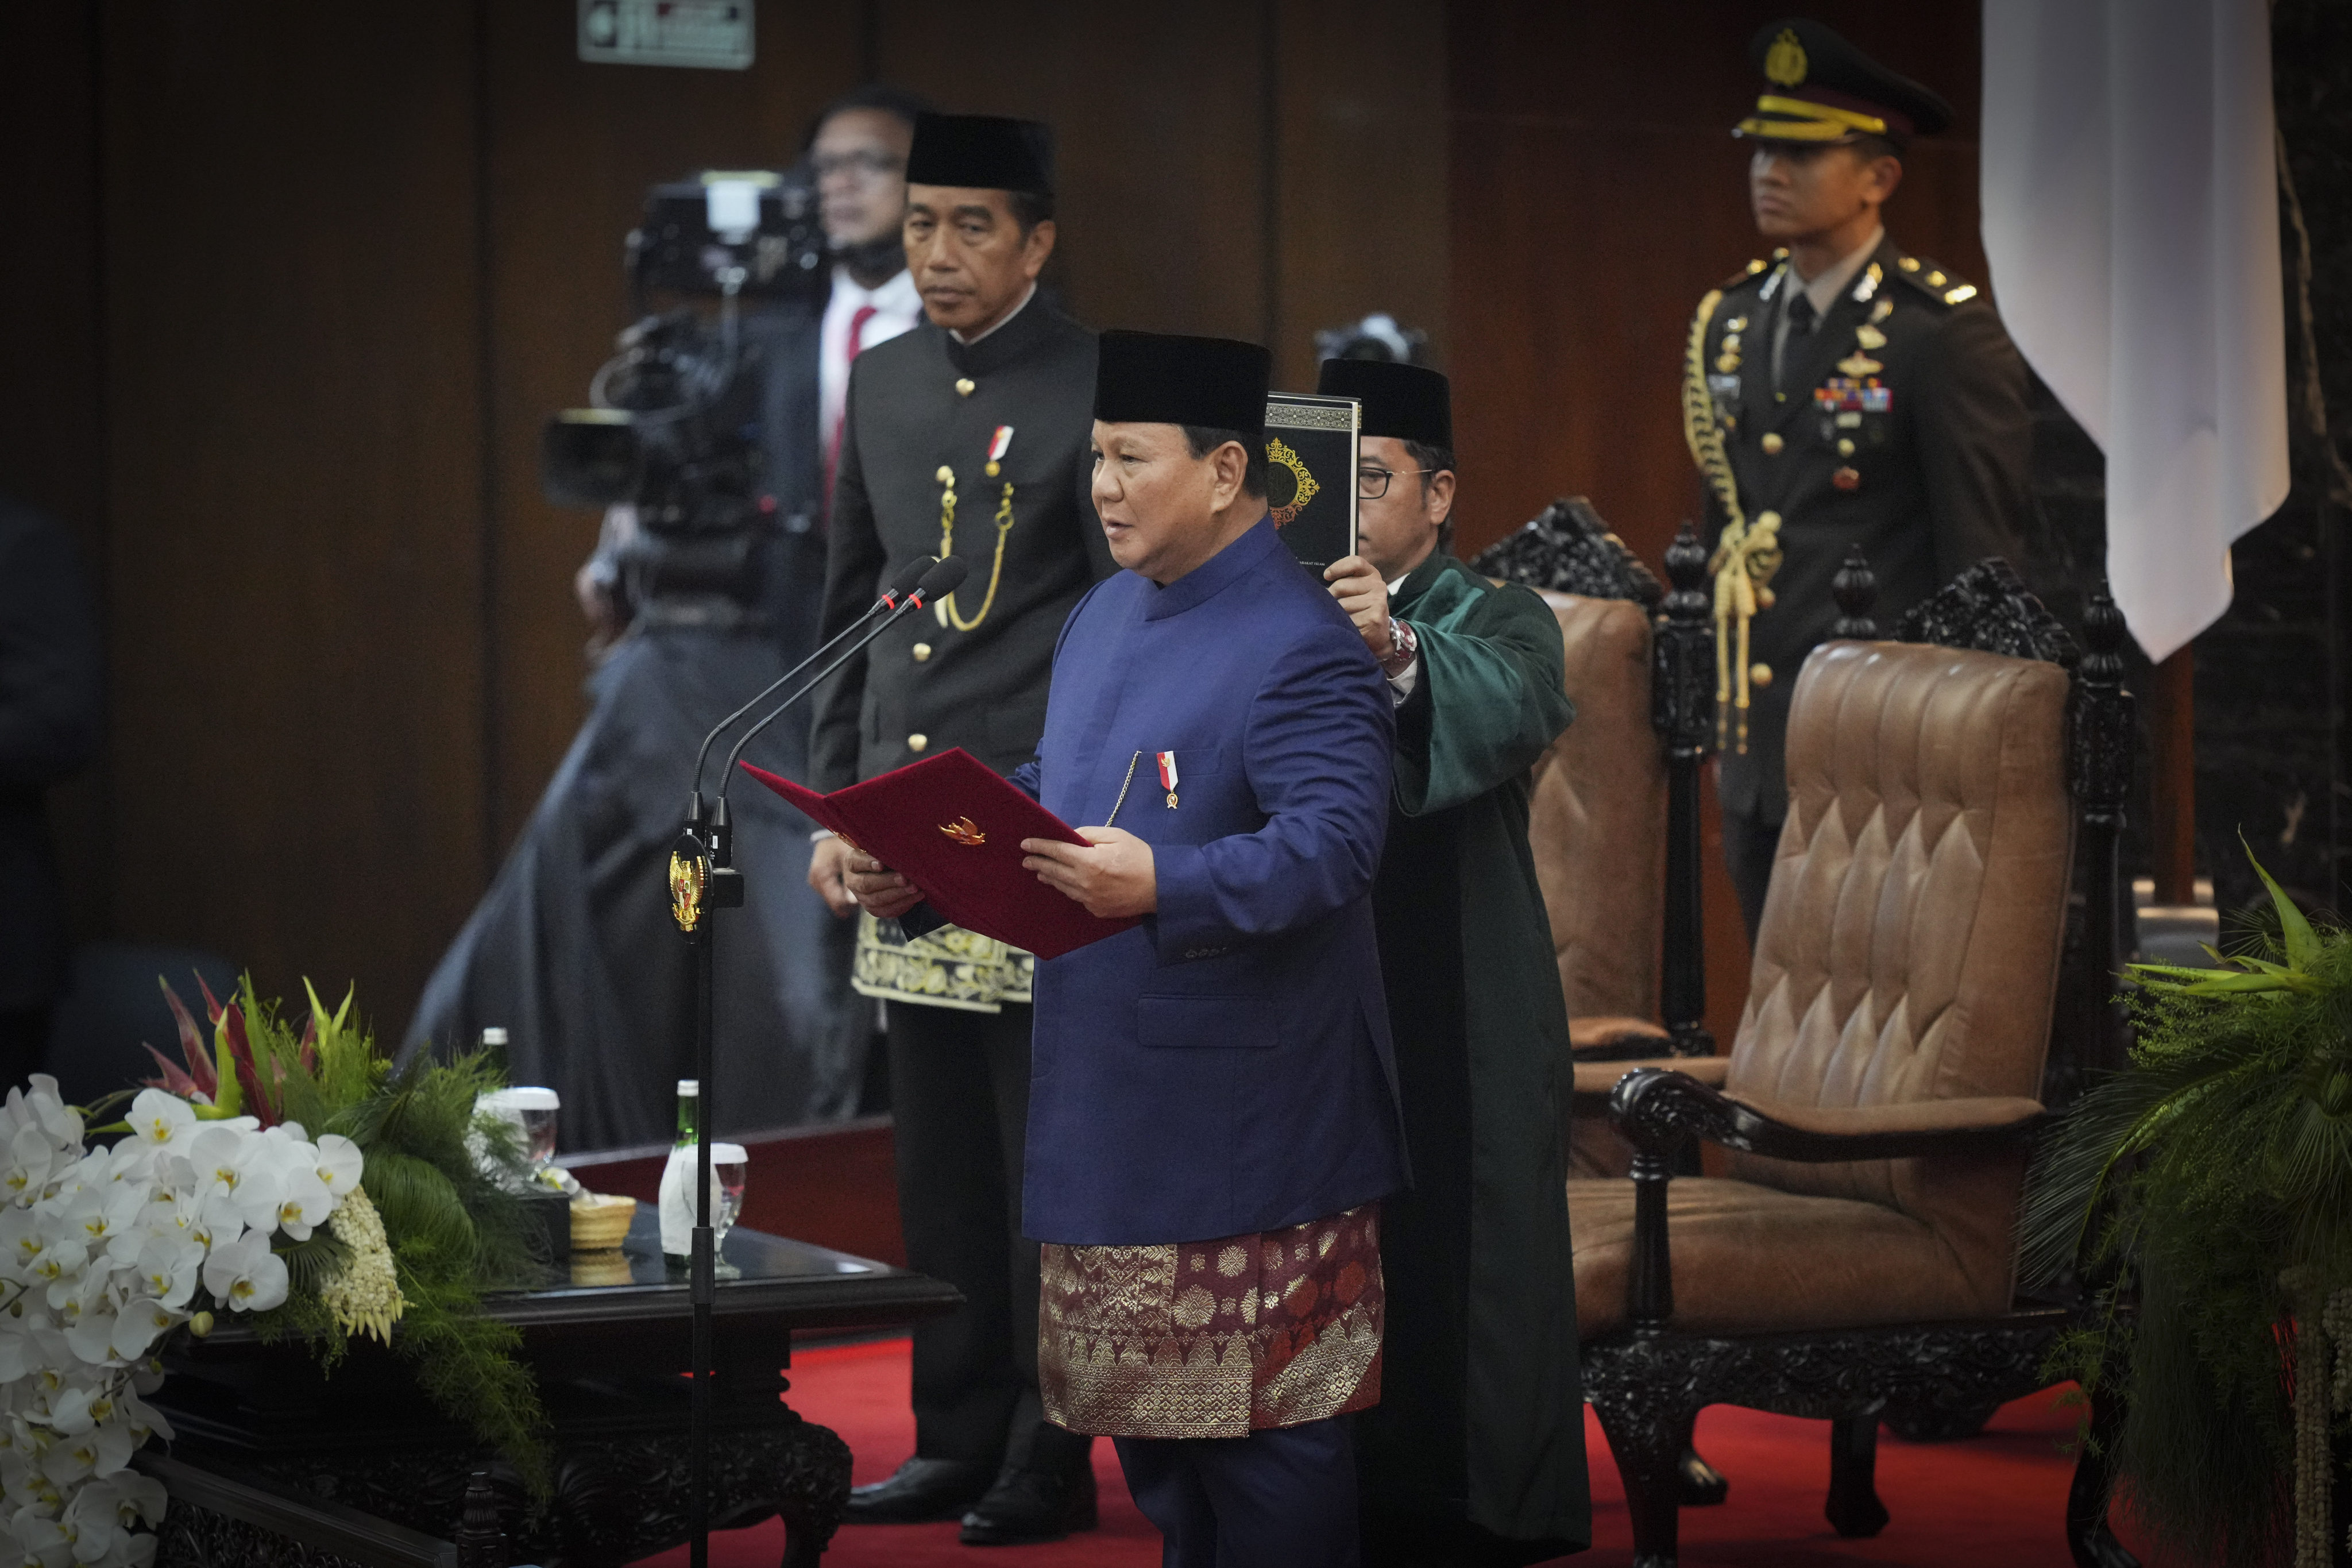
[7,1,2345,1060]
[2,0,1447,1033]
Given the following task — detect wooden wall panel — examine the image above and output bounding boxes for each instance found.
[99,2,490,1014]
[871,0,1270,344]
[479,0,860,851]
[0,6,108,943]
[1270,0,1450,393]
[1447,0,1987,1045]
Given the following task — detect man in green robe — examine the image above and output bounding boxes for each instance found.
[1318,357,1588,1565]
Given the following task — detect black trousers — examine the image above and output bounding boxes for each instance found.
[1117,1419,1361,1568]
[887,999,1080,1470]
[1719,802,1784,948]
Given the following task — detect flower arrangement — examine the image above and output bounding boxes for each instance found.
[0,977,551,1566]
[2022,849,2352,1568]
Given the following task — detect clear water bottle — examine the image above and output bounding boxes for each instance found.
[657,1079,702,1258]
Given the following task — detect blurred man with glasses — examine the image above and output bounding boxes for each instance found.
[1318,359,1589,1565]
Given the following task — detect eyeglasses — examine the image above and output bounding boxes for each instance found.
[1357,466,1435,500]
[811,150,905,180]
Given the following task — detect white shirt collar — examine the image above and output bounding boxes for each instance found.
[951,282,1038,346]
[1794,225,1884,318]
[832,263,920,315]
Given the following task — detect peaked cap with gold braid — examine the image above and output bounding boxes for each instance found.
[1733,18,1953,147]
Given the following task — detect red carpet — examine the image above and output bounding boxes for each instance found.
[634,1337,2177,1567]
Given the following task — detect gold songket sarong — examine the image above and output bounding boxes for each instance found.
[851,912,1033,1013]
[1038,1203,1384,1439]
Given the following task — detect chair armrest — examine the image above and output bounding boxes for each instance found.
[1570,1055,1728,1110]
[1570,1016,1672,1060]
[1606,1066,2045,1163]
[1603,1067,2046,1333]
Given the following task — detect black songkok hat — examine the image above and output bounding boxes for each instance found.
[905,112,1056,196]
[1093,331,1271,442]
[1316,358,1452,450]
[1735,19,1953,146]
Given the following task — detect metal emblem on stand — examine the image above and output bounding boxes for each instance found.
[669,837,709,933]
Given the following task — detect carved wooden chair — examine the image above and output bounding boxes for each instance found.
[1567,555,2138,1568]
[1474,504,1717,1179]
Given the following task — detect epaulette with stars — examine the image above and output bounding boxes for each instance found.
[1890,252,1982,307]
[1717,247,1789,293]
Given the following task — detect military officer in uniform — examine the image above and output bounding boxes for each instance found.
[808,111,1113,1542]
[1691,17,2033,939]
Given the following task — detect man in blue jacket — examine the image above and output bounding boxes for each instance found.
[847,330,1407,1566]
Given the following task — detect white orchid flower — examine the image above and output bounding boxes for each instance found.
[122,1095,192,1157]
[126,1238,199,1314]
[7,1504,73,1568]
[269,1168,334,1243]
[28,1243,86,1306]
[200,1232,287,1314]
[39,1390,92,1439]
[181,1127,246,1198]
[104,1301,173,1366]
[15,1077,83,1154]
[222,1166,286,1235]
[310,1134,362,1196]
[60,1186,144,1256]
[37,1423,95,1488]
[0,1127,56,1208]
[59,1308,115,1369]
[86,1416,136,1478]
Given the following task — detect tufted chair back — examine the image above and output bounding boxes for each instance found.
[1724,639,2073,1309]
[1528,592,1664,1028]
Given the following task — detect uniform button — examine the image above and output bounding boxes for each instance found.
[907,733,928,753]
[912,642,933,662]
[1749,663,1774,688]
[954,378,976,396]
[1760,432,1785,455]
[1837,437,1856,457]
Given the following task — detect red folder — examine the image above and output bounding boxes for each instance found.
[738,748,1137,960]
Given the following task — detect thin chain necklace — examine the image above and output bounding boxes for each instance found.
[1102,751,1143,829]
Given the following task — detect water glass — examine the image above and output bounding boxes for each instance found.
[712,1143,750,1246]
[477,1087,561,1177]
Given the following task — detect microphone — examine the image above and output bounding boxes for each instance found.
[689,555,936,798]
[716,555,970,804]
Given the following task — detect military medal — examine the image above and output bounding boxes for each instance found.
[984,424,1014,478]
[1157,751,1179,809]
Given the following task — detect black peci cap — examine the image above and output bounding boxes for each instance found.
[1094,331,1271,440]
[1316,358,1452,451]
[905,113,1056,196]
[1735,19,1952,146]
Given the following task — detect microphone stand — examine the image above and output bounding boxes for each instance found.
[667,570,961,1566]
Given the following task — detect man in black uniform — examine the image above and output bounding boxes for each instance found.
[1691,17,2032,939]
[808,112,1111,1543]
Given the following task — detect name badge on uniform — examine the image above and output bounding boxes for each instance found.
[1157,751,1179,809]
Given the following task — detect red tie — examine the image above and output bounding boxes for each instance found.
[825,303,880,513]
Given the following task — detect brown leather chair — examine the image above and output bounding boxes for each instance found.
[1568,560,2136,1567]
[1478,505,1718,1180]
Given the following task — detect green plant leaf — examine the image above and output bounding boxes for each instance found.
[2242,834,2319,974]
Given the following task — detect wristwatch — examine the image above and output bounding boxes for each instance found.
[1378,618,1418,678]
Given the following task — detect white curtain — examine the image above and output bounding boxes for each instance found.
[1980,0,2289,663]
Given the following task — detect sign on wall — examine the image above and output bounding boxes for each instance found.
[578,0,754,71]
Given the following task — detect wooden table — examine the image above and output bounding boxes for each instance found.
[148,1212,960,1567]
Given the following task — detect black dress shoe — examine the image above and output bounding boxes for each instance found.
[959,1457,1099,1545]
[844,1457,996,1524]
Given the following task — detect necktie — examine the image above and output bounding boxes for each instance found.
[1776,292,1817,390]
[824,303,881,511]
